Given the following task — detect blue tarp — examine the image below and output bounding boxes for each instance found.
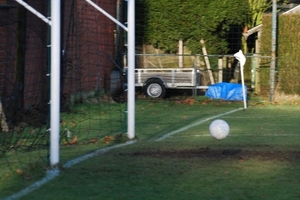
[205,82,247,101]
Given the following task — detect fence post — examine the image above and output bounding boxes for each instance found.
[251,54,257,89]
[218,56,223,83]
[270,0,277,101]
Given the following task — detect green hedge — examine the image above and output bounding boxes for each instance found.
[260,14,300,96]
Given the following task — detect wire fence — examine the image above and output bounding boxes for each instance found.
[0,0,276,197]
[0,0,126,187]
[132,53,271,98]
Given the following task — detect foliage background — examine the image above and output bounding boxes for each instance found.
[260,14,300,96]
[136,0,249,54]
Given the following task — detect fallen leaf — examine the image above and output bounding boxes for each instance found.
[70,121,76,127]
[238,156,244,163]
[90,138,98,143]
[16,169,24,176]
[70,136,78,145]
[184,98,195,105]
[61,120,67,126]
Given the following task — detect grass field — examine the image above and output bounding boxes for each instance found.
[2,98,300,200]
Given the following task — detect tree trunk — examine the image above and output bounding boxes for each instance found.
[200,39,214,84]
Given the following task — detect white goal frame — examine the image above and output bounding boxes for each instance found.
[15,0,135,167]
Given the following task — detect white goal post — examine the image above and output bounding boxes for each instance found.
[14,0,61,166]
[84,0,135,140]
[15,0,136,166]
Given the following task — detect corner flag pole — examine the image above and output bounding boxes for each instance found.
[234,50,247,109]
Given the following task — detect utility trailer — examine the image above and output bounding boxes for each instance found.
[134,68,208,98]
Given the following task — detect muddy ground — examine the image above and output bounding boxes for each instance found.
[120,148,300,162]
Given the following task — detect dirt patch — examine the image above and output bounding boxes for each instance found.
[119,148,300,162]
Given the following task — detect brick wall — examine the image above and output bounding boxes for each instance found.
[61,0,117,101]
[0,0,118,108]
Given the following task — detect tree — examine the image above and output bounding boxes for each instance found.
[247,0,289,28]
[244,0,289,53]
[136,0,249,54]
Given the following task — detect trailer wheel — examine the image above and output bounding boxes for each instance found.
[144,79,166,98]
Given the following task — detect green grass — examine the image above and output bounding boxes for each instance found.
[2,98,300,199]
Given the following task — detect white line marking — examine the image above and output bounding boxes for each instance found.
[63,140,136,168]
[4,169,60,200]
[4,140,136,200]
[155,108,245,141]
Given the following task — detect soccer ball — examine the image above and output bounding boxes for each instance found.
[209,119,230,140]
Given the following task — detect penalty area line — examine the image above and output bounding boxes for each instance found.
[155,107,244,141]
[4,140,136,200]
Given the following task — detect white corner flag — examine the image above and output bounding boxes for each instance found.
[234,50,247,109]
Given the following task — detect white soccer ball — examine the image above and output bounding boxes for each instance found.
[209,119,230,140]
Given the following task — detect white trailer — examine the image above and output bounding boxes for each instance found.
[134,68,208,98]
